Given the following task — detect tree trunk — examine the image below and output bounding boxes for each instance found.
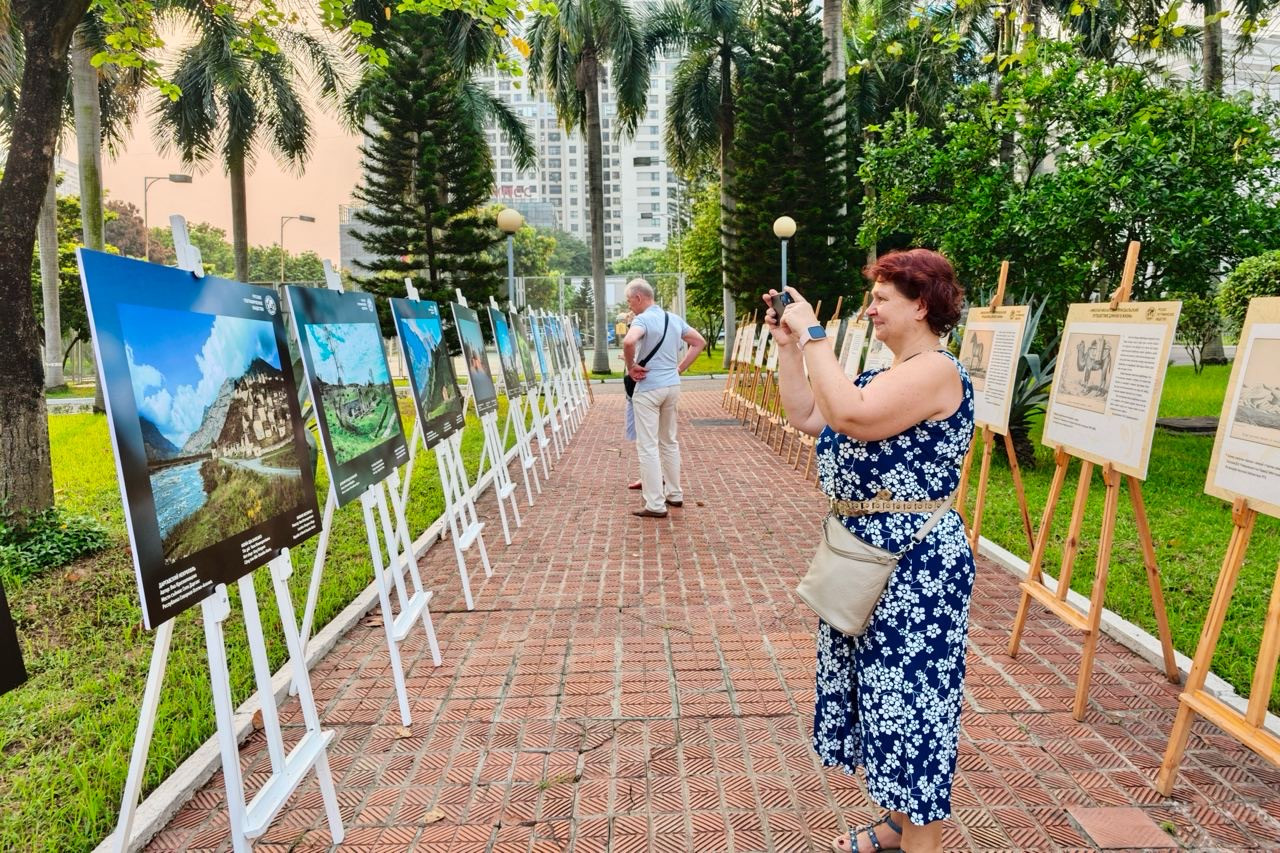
[719,46,736,369]
[822,0,844,85]
[39,171,65,389]
[1202,0,1223,94]
[229,150,250,282]
[71,24,107,411]
[580,48,610,374]
[0,0,89,523]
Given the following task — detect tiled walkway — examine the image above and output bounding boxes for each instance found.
[146,386,1280,852]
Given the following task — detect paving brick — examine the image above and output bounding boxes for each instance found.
[143,387,1280,852]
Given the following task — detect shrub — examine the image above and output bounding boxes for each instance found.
[0,507,110,585]
[1219,250,1280,333]
[1173,292,1224,375]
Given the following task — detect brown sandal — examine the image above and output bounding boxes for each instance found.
[830,812,904,852]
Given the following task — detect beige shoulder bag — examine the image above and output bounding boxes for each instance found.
[795,491,956,637]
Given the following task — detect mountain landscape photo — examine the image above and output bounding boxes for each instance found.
[119,305,308,562]
[303,321,401,465]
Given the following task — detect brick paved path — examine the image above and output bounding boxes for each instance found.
[147,387,1280,852]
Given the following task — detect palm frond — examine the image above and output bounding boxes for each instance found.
[460,81,538,170]
[665,46,720,170]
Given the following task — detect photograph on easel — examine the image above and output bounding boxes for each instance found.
[488,306,524,397]
[511,311,539,386]
[1205,297,1280,516]
[530,313,551,377]
[390,298,466,450]
[451,303,499,416]
[959,305,1029,434]
[287,285,408,507]
[79,250,321,627]
[1043,300,1181,479]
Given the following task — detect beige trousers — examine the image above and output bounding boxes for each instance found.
[632,385,682,512]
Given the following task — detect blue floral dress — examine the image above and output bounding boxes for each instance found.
[812,352,975,826]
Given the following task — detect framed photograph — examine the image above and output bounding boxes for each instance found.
[80,250,321,628]
[451,303,499,416]
[510,310,539,387]
[390,298,466,450]
[959,305,1029,434]
[286,285,408,507]
[0,580,25,696]
[529,312,551,378]
[1042,300,1181,480]
[1205,297,1280,518]
[488,305,524,397]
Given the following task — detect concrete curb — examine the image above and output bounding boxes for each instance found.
[96,441,525,853]
[977,535,1280,736]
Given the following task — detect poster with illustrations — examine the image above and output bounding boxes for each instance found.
[1043,300,1181,480]
[841,320,868,379]
[510,310,539,387]
[488,305,524,397]
[80,250,321,628]
[959,305,1029,434]
[451,303,499,416]
[0,580,25,695]
[1205,297,1280,517]
[863,330,893,372]
[390,298,466,450]
[827,318,847,362]
[287,285,408,507]
[754,326,771,367]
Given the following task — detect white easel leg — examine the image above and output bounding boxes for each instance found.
[380,478,442,667]
[238,576,288,774]
[111,619,175,853]
[201,588,252,853]
[268,551,344,844]
[436,448,476,610]
[360,490,413,727]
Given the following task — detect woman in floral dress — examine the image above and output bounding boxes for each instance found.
[764,249,975,853]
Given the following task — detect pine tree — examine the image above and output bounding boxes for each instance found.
[350,17,503,336]
[724,0,851,313]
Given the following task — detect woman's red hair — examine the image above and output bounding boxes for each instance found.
[864,249,964,336]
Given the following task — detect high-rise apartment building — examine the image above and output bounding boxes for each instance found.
[475,51,683,262]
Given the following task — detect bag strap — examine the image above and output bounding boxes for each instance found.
[637,311,670,368]
[893,489,957,557]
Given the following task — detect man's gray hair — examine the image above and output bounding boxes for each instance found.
[624,278,654,300]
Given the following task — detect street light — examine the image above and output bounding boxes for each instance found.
[279,214,316,283]
[497,207,523,308]
[142,173,192,261]
[773,215,796,290]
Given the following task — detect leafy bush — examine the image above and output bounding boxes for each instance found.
[1219,250,1280,333]
[1173,292,1224,374]
[0,507,110,585]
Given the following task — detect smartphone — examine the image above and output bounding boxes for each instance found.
[771,291,793,318]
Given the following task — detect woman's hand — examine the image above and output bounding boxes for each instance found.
[762,289,800,347]
[776,287,818,335]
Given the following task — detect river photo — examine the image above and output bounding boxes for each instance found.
[151,461,211,541]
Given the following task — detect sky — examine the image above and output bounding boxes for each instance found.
[93,16,363,264]
[120,306,280,446]
[303,321,391,387]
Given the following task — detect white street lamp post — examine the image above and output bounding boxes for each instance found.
[279,214,316,283]
[497,207,524,308]
[142,173,192,261]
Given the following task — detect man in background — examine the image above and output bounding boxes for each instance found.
[622,279,706,518]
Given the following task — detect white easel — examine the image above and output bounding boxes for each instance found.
[457,292,522,544]
[527,311,567,461]
[540,310,578,442]
[110,217,344,853]
[292,268,442,724]
[491,297,542,506]
[395,279,492,610]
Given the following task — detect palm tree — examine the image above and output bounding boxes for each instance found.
[527,0,649,373]
[154,4,346,282]
[643,0,753,367]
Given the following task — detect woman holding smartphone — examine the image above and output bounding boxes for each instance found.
[765,249,975,853]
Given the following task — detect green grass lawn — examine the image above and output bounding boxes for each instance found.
[966,364,1280,714]
[588,345,730,379]
[0,397,516,851]
[43,383,96,399]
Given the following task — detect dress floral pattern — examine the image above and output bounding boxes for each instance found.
[812,352,975,826]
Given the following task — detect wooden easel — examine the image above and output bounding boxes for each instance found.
[958,261,1036,553]
[728,323,760,420]
[1006,242,1179,721]
[721,320,750,410]
[1156,498,1280,792]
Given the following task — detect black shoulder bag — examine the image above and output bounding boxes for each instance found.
[623,311,670,400]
